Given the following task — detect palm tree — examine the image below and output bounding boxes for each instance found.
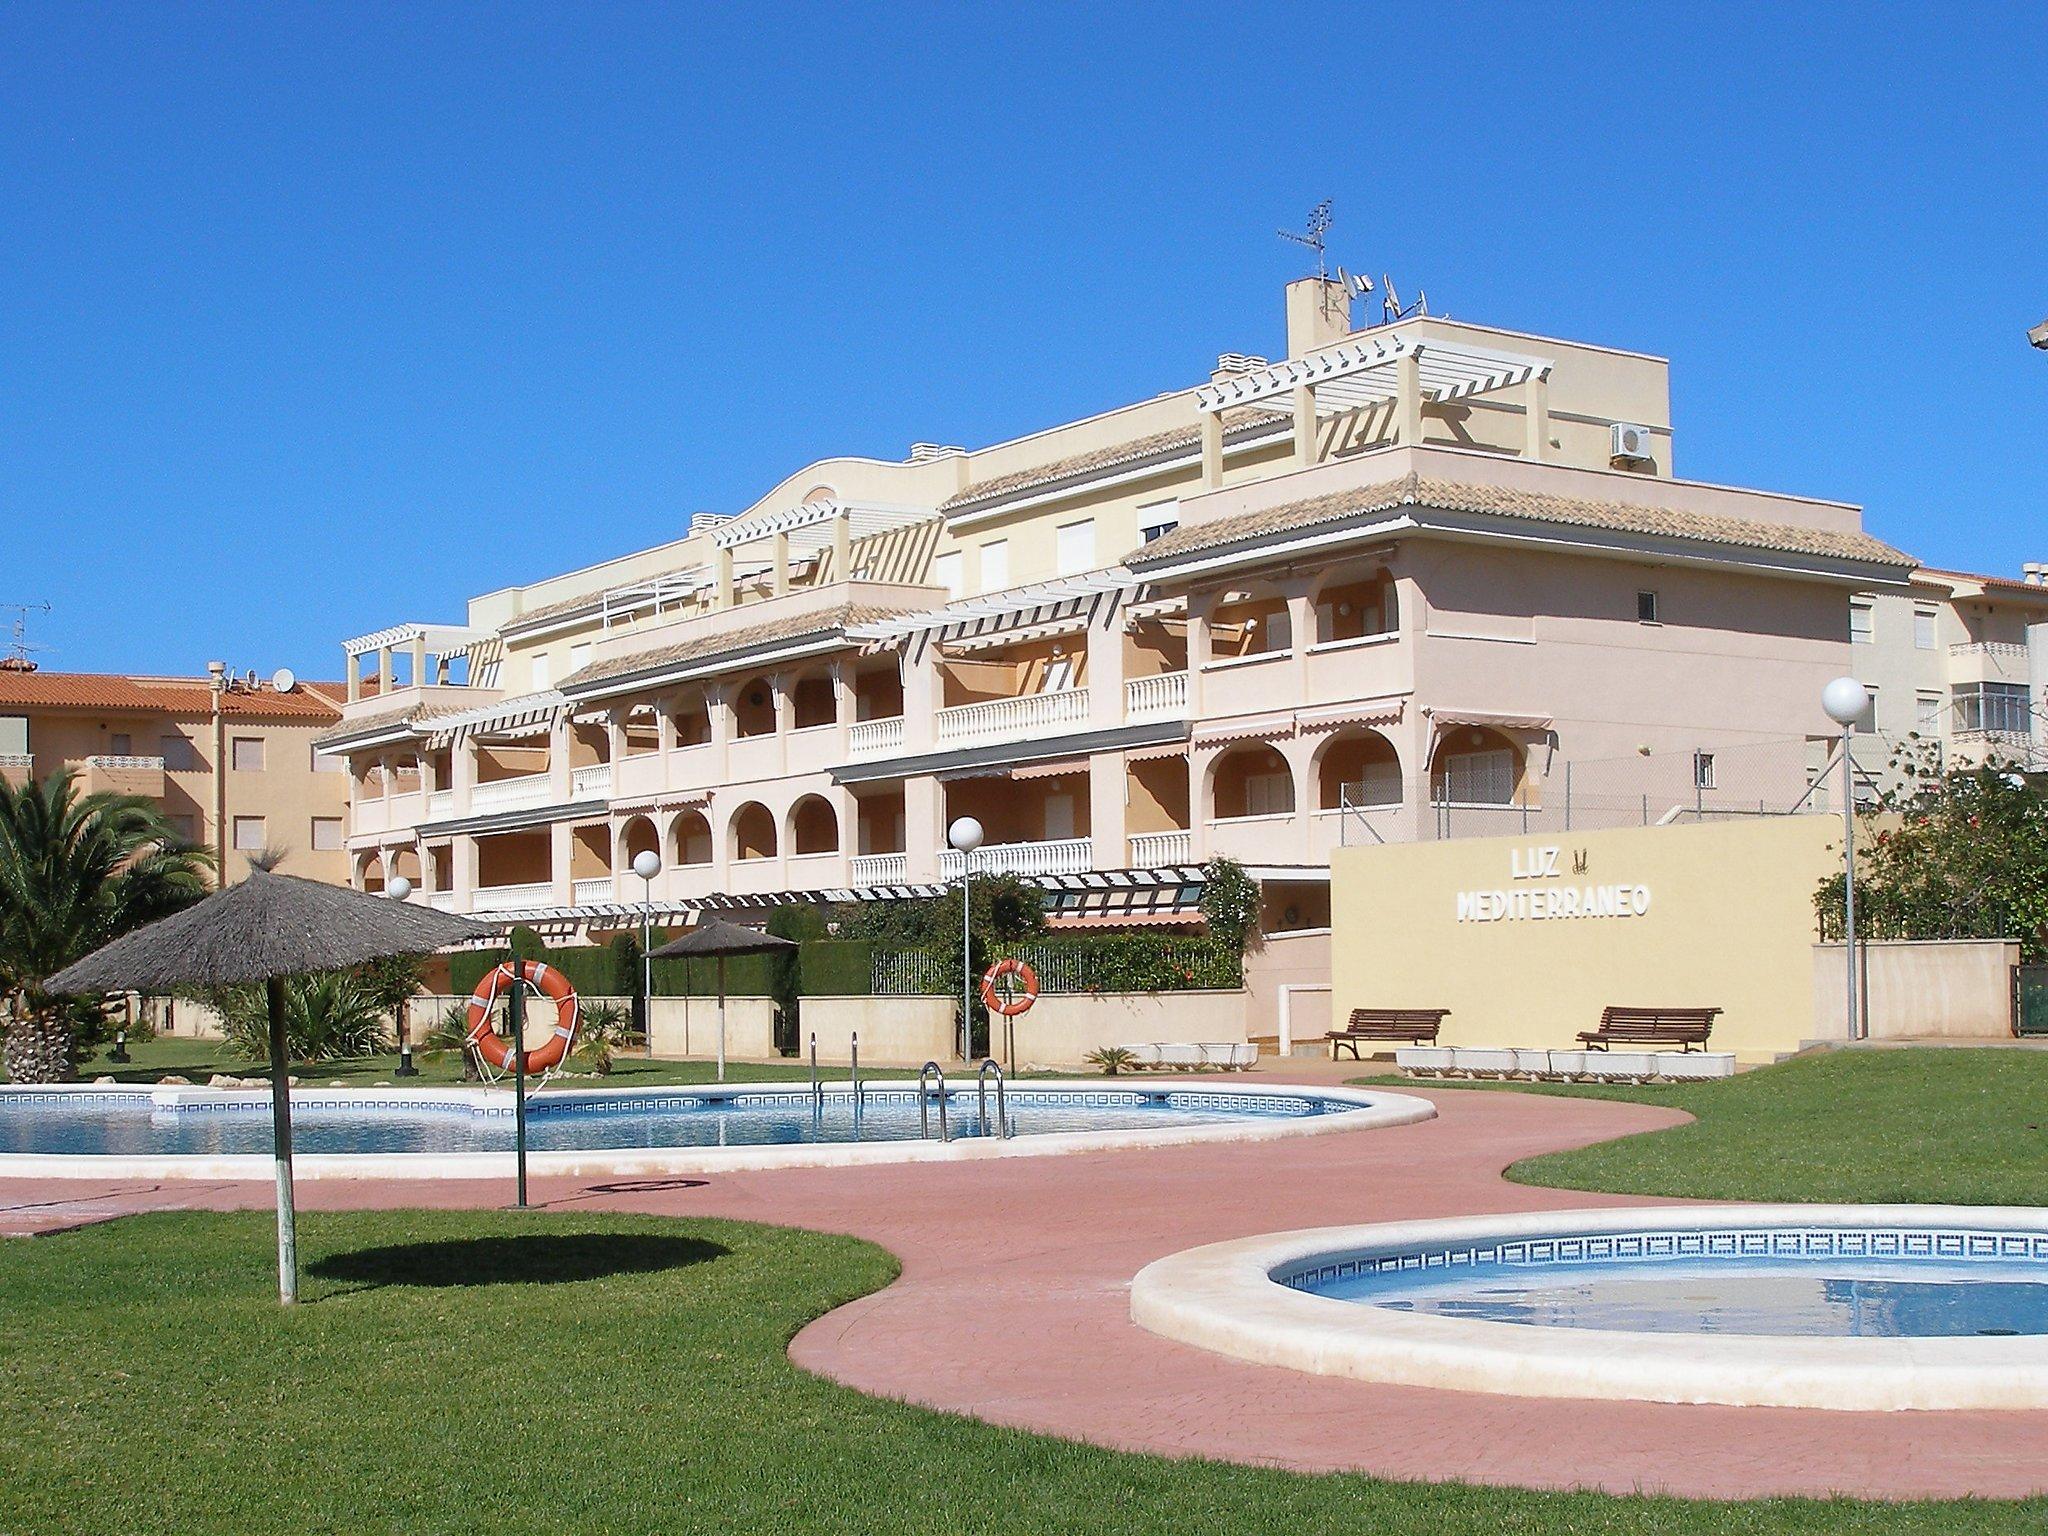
[0,769,213,1081]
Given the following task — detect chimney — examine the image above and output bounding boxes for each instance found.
[908,443,966,464]
[1284,276,1352,359]
[1210,352,1269,383]
[2024,562,2047,586]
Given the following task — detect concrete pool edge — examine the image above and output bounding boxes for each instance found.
[0,1079,1437,1180]
[1130,1204,2048,1412]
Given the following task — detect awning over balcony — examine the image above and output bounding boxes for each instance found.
[1193,333,1552,418]
[1192,710,1296,748]
[1424,707,1554,734]
[424,690,567,747]
[850,568,1137,647]
[1297,698,1406,734]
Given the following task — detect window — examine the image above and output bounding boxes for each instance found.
[1854,686,1879,733]
[168,813,196,844]
[232,816,267,852]
[1636,590,1659,624]
[1954,681,2030,736]
[0,715,25,756]
[161,733,196,771]
[530,653,551,692]
[1850,601,1874,644]
[109,732,132,756]
[231,737,265,772]
[1693,751,1716,790]
[1435,748,1516,806]
[311,817,344,851]
[978,540,1009,593]
[1916,691,1944,731]
[1137,498,1180,545]
[1244,772,1293,817]
[1056,519,1095,577]
[568,641,592,676]
[1338,760,1401,808]
[932,551,963,600]
[1913,605,1938,650]
[311,743,344,772]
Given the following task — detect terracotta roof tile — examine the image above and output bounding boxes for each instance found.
[0,671,342,718]
[0,671,168,711]
[132,680,343,720]
[311,703,424,750]
[1127,472,1915,570]
[940,408,1288,514]
[560,605,914,694]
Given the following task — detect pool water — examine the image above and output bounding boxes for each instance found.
[1297,1238,2048,1339]
[0,1085,1358,1158]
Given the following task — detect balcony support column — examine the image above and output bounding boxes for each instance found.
[410,632,428,690]
[549,821,574,908]
[1200,409,1223,489]
[547,717,573,804]
[1087,750,1124,873]
[1185,593,1211,719]
[1292,383,1316,468]
[453,834,478,910]
[832,510,852,580]
[902,640,940,754]
[656,696,678,755]
[715,546,735,610]
[1085,597,1125,732]
[772,531,790,597]
[904,775,944,882]
[832,659,855,755]
[1524,372,1551,462]
[346,651,361,703]
[1397,351,1424,446]
[708,683,732,784]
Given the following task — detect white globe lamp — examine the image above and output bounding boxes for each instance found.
[947,816,984,852]
[385,876,412,902]
[631,850,661,881]
[1821,676,1869,727]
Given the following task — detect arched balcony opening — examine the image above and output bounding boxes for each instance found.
[1316,729,1402,810]
[730,801,778,861]
[1208,585,1293,660]
[1313,570,1398,644]
[788,795,840,855]
[669,688,713,748]
[790,672,836,731]
[671,808,714,866]
[1210,742,1295,820]
[1429,726,1526,807]
[619,814,661,867]
[732,677,777,739]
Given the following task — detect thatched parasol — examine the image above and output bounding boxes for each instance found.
[47,868,494,1304]
[650,918,794,1081]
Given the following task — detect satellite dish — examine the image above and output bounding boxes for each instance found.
[270,667,297,694]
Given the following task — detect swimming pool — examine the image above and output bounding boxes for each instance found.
[1132,1205,2048,1410]
[0,1080,1434,1179]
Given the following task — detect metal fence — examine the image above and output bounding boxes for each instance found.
[872,949,949,996]
[2018,967,2048,1039]
[1338,736,1827,846]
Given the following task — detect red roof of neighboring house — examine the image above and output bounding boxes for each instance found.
[0,670,343,720]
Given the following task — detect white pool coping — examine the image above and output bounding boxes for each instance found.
[0,1079,1436,1181]
[1131,1204,2048,1411]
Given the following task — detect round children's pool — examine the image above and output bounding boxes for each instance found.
[1131,1205,2048,1410]
[0,1080,1434,1179]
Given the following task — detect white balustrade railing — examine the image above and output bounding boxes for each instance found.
[426,891,457,911]
[571,877,615,904]
[850,852,909,885]
[848,715,906,759]
[471,772,553,813]
[0,752,32,770]
[571,763,613,797]
[1124,670,1189,721]
[940,837,1093,878]
[936,687,1088,749]
[1951,641,2030,659]
[471,881,553,913]
[426,789,454,818]
[83,754,166,770]
[1128,829,1192,867]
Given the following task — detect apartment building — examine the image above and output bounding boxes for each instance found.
[1851,566,2048,786]
[0,664,350,884]
[316,278,1920,934]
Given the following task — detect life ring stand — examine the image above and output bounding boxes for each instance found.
[465,960,581,1076]
[979,958,1040,1018]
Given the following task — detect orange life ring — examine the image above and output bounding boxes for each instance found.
[979,958,1039,1017]
[465,961,580,1074]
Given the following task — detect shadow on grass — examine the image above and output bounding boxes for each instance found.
[308,1232,728,1293]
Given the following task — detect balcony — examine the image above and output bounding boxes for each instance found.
[850,852,909,885]
[1124,671,1189,722]
[1951,641,2030,658]
[571,877,615,904]
[83,754,166,798]
[0,752,31,788]
[936,687,1087,751]
[471,772,553,815]
[849,716,906,760]
[426,789,454,818]
[1128,829,1192,867]
[571,764,612,798]
[941,837,1092,878]
[425,891,457,911]
[472,881,553,913]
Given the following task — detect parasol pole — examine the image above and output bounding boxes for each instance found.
[716,953,727,1083]
[265,975,298,1305]
[509,971,528,1208]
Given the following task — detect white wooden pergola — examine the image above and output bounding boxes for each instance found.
[342,623,488,701]
[707,499,937,604]
[1191,331,1554,485]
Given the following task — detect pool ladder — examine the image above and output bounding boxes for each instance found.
[978,1058,1014,1139]
[918,1061,950,1142]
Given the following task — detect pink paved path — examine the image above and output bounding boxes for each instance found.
[7,1072,2048,1502]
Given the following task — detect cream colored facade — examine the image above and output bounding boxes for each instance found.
[319,279,1926,940]
[0,668,350,885]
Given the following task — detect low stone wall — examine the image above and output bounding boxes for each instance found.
[1009,990,1249,1067]
[800,996,957,1066]
[1811,939,2021,1041]
[403,993,779,1060]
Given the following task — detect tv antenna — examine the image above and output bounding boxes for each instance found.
[2,602,51,667]
[1278,199,1334,280]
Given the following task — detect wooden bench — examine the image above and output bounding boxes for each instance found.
[1578,1006,1720,1053]
[1327,1008,1450,1059]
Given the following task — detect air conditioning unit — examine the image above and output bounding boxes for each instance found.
[1610,422,1656,465]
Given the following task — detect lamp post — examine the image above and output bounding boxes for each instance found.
[1822,677,1870,1042]
[385,877,419,1076]
[947,816,983,1062]
[632,849,660,1050]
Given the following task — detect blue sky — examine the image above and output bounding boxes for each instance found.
[4,3,2044,677]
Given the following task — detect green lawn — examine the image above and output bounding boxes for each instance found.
[2,1208,2035,1535]
[1356,1048,2048,1205]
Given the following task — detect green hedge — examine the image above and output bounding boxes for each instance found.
[800,939,874,998]
[997,934,1242,993]
[451,940,872,1001]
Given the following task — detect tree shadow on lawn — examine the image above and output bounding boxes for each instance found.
[307,1232,728,1295]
